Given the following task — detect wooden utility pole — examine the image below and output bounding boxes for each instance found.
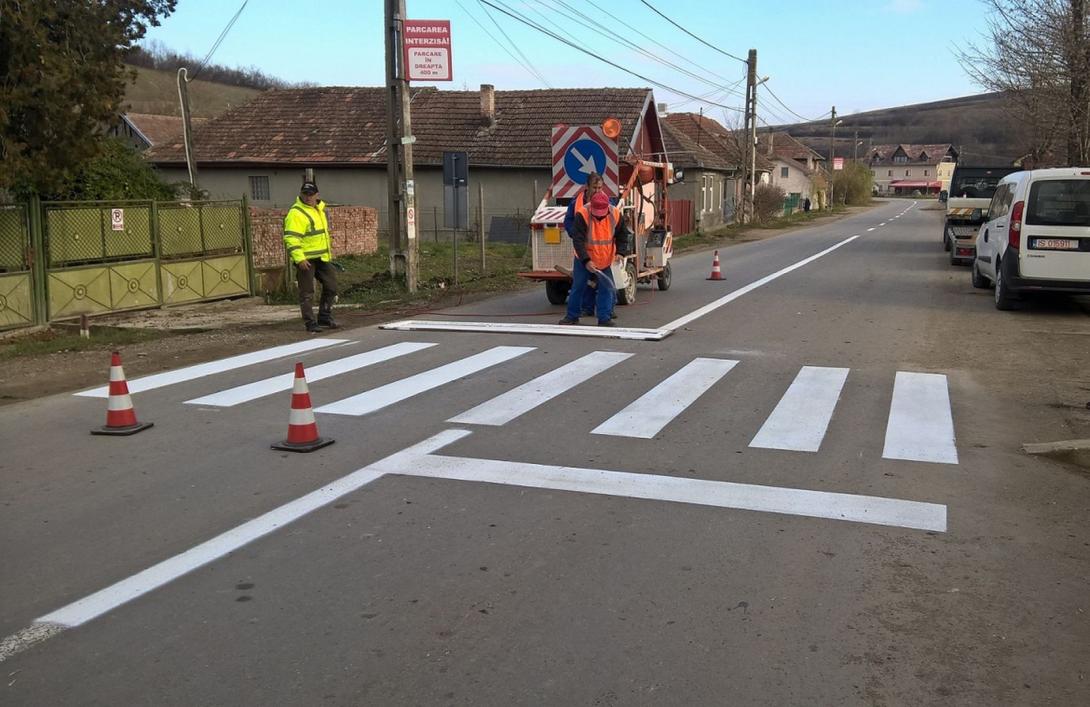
[176,68,199,193]
[828,106,838,208]
[384,0,418,291]
[742,49,757,223]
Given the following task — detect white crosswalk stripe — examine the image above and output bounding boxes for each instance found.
[750,366,850,452]
[75,339,348,398]
[314,346,535,417]
[449,351,632,426]
[592,357,739,439]
[883,372,958,464]
[185,342,437,407]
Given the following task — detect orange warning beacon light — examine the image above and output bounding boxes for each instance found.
[602,117,621,139]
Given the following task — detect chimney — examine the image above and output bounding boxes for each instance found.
[480,84,496,128]
[657,102,668,115]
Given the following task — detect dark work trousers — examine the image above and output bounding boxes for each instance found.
[296,259,338,325]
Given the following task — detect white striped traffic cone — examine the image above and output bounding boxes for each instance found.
[706,250,725,281]
[272,362,334,452]
[91,351,154,436]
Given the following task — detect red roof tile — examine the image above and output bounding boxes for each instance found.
[146,86,654,167]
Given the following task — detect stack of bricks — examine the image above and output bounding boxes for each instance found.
[249,205,379,291]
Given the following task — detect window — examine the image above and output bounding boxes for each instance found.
[924,169,929,176]
[701,175,709,213]
[1026,179,1090,226]
[780,166,789,179]
[872,170,877,177]
[893,155,908,163]
[887,170,892,176]
[905,170,910,176]
[249,176,270,201]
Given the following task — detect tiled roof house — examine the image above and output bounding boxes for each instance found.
[867,143,958,194]
[146,85,667,233]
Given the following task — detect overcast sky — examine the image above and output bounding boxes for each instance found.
[143,0,989,123]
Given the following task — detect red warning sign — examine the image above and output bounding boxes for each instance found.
[403,20,453,82]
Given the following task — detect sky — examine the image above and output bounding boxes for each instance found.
[142,0,991,124]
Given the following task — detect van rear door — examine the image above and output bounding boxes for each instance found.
[1019,177,1090,281]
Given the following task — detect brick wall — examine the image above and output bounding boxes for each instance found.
[250,205,378,290]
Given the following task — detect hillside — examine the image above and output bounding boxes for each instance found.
[773,92,1029,166]
[122,66,261,118]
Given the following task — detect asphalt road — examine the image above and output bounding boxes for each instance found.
[2,200,1088,706]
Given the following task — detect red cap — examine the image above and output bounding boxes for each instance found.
[589,191,610,218]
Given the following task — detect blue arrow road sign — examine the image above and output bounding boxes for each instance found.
[563,138,607,185]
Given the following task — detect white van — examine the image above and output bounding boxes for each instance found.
[972,168,1090,309]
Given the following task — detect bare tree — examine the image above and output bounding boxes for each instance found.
[959,0,1090,166]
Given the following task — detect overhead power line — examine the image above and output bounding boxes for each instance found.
[477,0,745,112]
[192,0,249,80]
[458,0,552,87]
[760,82,824,124]
[639,0,747,65]
[474,0,554,88]
[533,0,746,99]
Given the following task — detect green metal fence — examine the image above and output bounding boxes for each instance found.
[0,198,253,331]
[0,203,36,329]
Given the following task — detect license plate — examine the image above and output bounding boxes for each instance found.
[1031,238,1079,250]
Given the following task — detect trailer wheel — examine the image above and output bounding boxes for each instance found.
[943,226,951,251]
[545,280,570,305]
[616,261,638,305]
[657,261,672,291]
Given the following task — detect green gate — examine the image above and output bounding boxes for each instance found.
[0,198,253,330]
[0,203,38,330]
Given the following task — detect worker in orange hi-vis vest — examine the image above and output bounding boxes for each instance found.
[559,191,627,327]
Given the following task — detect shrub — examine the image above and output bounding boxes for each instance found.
[753,183,786,222]
[831,162,873,205]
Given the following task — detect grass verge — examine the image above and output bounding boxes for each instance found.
[0,326,169,360]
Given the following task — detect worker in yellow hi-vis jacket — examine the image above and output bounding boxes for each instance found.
[283,181,338,333]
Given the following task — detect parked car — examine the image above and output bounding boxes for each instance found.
[972,168,1090,309]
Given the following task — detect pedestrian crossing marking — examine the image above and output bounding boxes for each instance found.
[882,372,958,465]
[378,430,948,532]
[750,366,850,452]
[75,338,349,398]
[314,345,534,417]
[592,357,739,439]
[449,351,632,426]
[185,342,436,407]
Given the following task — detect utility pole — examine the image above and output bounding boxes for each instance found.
[828,106,837,208]
[742,49,757,224]
[384,0,418,291]
[853,129,859,162]
[176,68,199,194]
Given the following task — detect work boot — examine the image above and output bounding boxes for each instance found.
[597,319,615,327]
[305,321,322,333]
[317,316,340,330]
[558,317,579,325]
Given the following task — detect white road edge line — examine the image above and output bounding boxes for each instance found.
[661,235,860,332]
[185,342,437,407]
[882,372,959,464]
[450,351,633,426]
[75,339,350,398]
[0,428,947,663]
[592,358,738,439]
[867,227,876,232]
[750,366,850,452]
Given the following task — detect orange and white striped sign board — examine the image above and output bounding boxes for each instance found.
[551,125,618,199]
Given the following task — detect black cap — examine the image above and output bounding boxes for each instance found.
[300,181,319,194]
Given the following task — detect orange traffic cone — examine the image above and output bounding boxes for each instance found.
[706,250,725,281]
[91,351,154,436]
[272,362,334,452]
